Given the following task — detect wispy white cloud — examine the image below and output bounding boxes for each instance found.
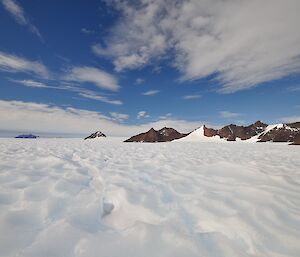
[0,51,49,78]
[135,78,145,85]
[137,111,150,119]
[10,78,77,91]
[219,111,242,119]
[1,52,122,105]
[81,28,95,35]
[288,85,300,92]
[0,100,207,136]
[64,66,119,92]
[1,53,119,94]
[159,113,172,120]
[142,90,160,96]
[1,0,42,39]
[280,116,300,123]
[10,79,48,88]
[183,95,201,100]
[78,92,122,105]
[110,112,129,122]
[10,78,123,105]
[98,0,300,93]
[92,43,153,72]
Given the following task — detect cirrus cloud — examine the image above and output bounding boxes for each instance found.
[142,90,160,96]
[0,51,49,78]
[78,92,122,105]
[9,78,123,105]
[280,116,300,123]
[10,79,48,88]
[64,66,120,92]
[110,112,129,122]
[183,95,201,100]
[219,111,242,119]
[1,0,42,39]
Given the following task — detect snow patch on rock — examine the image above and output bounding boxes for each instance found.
[175,126,223,142]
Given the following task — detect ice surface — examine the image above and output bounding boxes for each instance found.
[0,138,299,257]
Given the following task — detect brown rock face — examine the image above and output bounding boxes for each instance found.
[158,127,188,141]
[218,125,238,140]
[124,127,187,142]
[258,124,300,142]
[125,121,300,143]
[203,125,218,137]
[290,134,300,145]
[207,121,268,141]
[204,121,300,142]
[287,122,300,129]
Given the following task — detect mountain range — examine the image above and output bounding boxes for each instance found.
[123,121,300,144]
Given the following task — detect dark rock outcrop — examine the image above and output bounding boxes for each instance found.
[126,121,300,143]
[124,127,187,142]
[290,134,300,145]
[84,131,106,140]
[258,124,300,142]
[203,121,300,143]
[15,134,38,139]
[287,122,300,129]
[219,121,267,141]
[204,121,268,141]
[203,125,218,137]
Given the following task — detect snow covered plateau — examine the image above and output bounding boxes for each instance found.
[0,138,299,257]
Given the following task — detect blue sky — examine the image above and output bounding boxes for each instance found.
[0,0,299,136]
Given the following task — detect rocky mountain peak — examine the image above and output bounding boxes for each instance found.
[253,120,268,128]
[84,131,106,140]
[258,124,299,142]
[202,121,299,143]
[125,127,187,142]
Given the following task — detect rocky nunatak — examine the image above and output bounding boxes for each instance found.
[205,121,300,142]
[204,121,268,141]
[258,123,300,142]
[125,121,300,143]
[124,127,188,142]
[84,131,106,140]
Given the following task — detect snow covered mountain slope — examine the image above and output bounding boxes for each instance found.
[174,122,300,143]
[175,126,222,142]
[1,139,299,256]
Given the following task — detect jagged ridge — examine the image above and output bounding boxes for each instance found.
[203,121,268,141]
[124,127,187,142]
[203,121,300,143]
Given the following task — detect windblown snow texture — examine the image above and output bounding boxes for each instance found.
[0,138,299,257]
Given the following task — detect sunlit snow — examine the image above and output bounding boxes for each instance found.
[0,138,299,257]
